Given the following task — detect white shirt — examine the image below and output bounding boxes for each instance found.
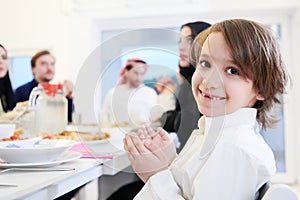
[134,108,276,200]
[101,84,157,127]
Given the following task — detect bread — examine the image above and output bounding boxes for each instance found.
[39,131,110,141]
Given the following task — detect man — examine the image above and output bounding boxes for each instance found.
[14,50,74,122]
[101,58,157,128]
[99,58,158,200]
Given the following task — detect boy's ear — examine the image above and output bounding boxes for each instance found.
[256,94,265,101]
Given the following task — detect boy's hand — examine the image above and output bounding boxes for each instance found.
[124,127,177,182]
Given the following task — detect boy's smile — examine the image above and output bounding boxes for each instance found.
[199,90,226,101]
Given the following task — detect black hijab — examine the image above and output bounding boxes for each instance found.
[0,44,16,112]
[0,72,16,112]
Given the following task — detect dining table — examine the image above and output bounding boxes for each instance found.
[0,127,131,200]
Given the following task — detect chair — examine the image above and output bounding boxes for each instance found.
[256,182,298,200]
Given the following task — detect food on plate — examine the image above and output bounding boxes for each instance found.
[13,127,23,136]
[39,131,110,141]
[0,101,29,122]
[0,128,26,141]
[0,135,27,141]
[15,101,29,108]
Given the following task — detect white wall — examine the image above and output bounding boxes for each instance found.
[1,0,300,184]
[0,0,73,81]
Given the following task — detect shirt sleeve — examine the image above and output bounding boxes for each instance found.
[134,170,185,200]
[134,142,269,200]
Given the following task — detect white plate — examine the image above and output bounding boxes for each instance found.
[0,139,77,163]
[0,151,82,168]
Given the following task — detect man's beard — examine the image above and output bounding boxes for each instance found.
[41,76,52,82]
[128,80,142,88]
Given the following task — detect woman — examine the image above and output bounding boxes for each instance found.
[161,21,211,152]
[0,44,16,113]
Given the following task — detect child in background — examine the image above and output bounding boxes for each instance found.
[124,18,289,199]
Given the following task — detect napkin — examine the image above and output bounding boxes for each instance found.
[69,143,113,159]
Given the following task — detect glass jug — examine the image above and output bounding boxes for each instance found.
[29,83,68,135]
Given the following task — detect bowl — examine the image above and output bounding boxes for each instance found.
[0,139,77,163]
[0,124,16,140]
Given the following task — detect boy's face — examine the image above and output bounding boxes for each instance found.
[32,54,55,83]
[192,32,263,117]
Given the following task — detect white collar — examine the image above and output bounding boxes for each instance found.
[198,108,258,159]
[204,108,258,134]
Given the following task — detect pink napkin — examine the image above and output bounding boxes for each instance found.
[69,143,113,159]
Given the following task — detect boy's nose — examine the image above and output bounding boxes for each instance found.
[203,69,222,89]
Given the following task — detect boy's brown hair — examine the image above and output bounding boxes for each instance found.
[191,18,289,129]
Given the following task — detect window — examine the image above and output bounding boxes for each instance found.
[98,28,179,107]
[9,56,33,90]
[260,24,286,173]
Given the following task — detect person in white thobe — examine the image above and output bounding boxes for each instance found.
[134,108,276,200]
[102,84,157,127]
[100,58,157,128]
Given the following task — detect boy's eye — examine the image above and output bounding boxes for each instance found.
[199,60,210,69]
[226,67,239,75]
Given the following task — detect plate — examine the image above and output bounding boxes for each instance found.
[0,139,77,163]
[0,151,82,168]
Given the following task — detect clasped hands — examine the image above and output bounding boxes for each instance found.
[124,124,177,182]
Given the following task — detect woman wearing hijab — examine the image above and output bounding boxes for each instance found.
[0,44,16,113]
[161,21,211,152]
